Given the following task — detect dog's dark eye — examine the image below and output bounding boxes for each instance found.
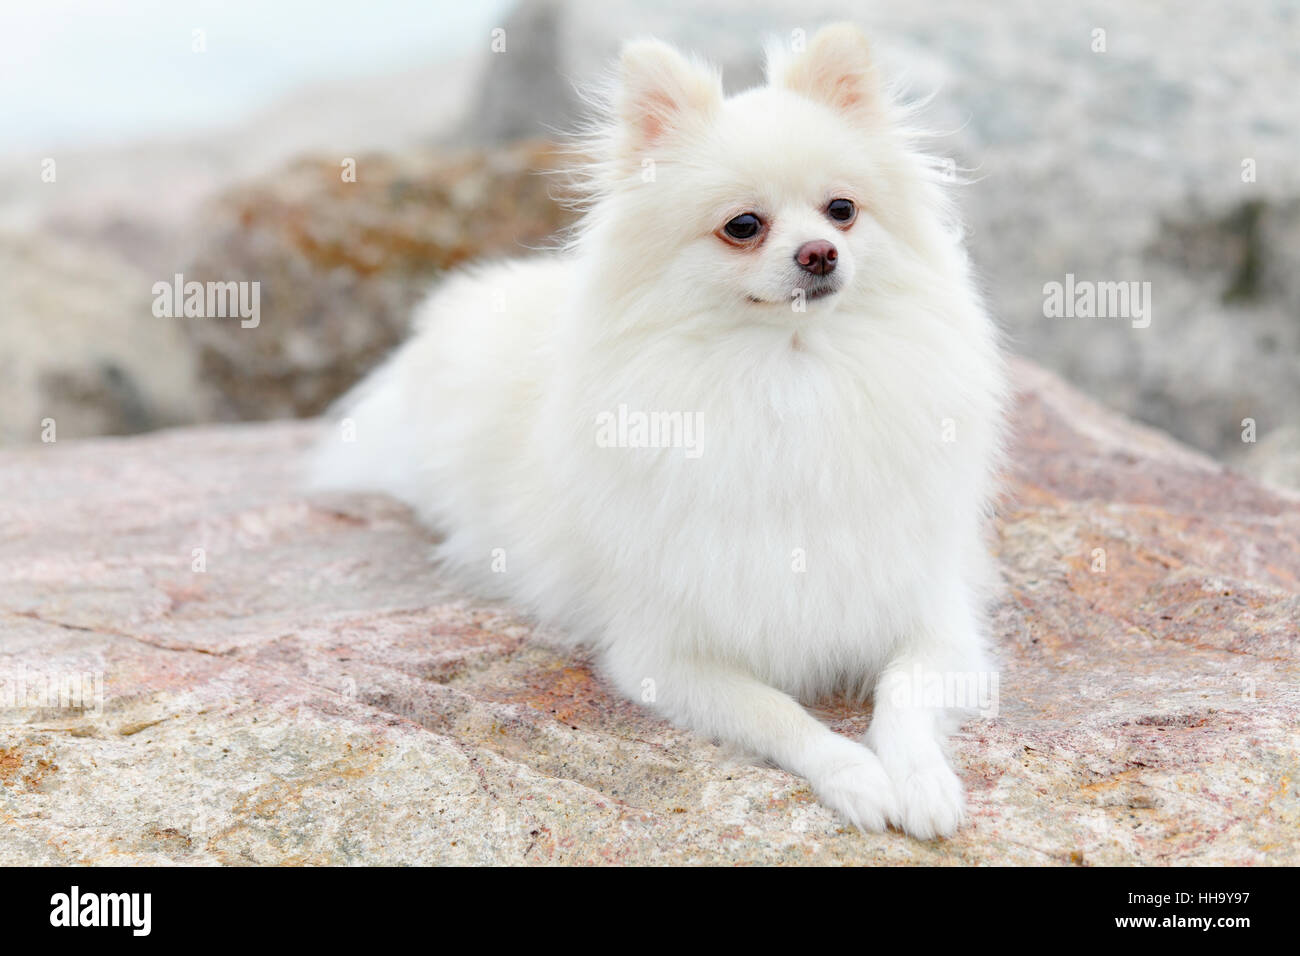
[827,199,856,223]
[723,213,762,240]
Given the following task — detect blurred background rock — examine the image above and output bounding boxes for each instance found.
[2,0,1297,487]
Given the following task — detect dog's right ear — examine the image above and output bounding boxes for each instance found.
[616,39,722,154]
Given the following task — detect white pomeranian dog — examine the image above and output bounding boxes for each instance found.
[312,23,1008,839]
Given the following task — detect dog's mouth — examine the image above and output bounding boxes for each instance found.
[746,282,841,306]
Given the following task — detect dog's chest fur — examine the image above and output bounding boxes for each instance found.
[553,307,997,694]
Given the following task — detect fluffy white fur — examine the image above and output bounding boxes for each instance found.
[311,24,1008,839]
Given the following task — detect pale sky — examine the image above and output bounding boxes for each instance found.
[0,0,514,150]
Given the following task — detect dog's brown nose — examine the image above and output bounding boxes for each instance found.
[794,240,837,276]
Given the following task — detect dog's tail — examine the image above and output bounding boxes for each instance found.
[304,347,422,503]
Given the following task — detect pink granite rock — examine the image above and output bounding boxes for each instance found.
[0,358,1296,864]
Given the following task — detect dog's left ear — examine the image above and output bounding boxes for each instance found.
[768,23,883,125]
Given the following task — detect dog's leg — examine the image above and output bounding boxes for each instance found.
[604,643,899,831]
[864,586,988,839]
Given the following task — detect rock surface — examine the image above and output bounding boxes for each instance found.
[1,358,1296,865]
[178,141,577,421]
[0,141,574,442]
[0,233,210,445]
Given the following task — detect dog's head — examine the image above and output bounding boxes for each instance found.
[576,24,949,328]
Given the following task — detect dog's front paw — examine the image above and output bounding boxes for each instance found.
[865,724,967,839]
[805,738,899,832]
[888,758,965,840]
